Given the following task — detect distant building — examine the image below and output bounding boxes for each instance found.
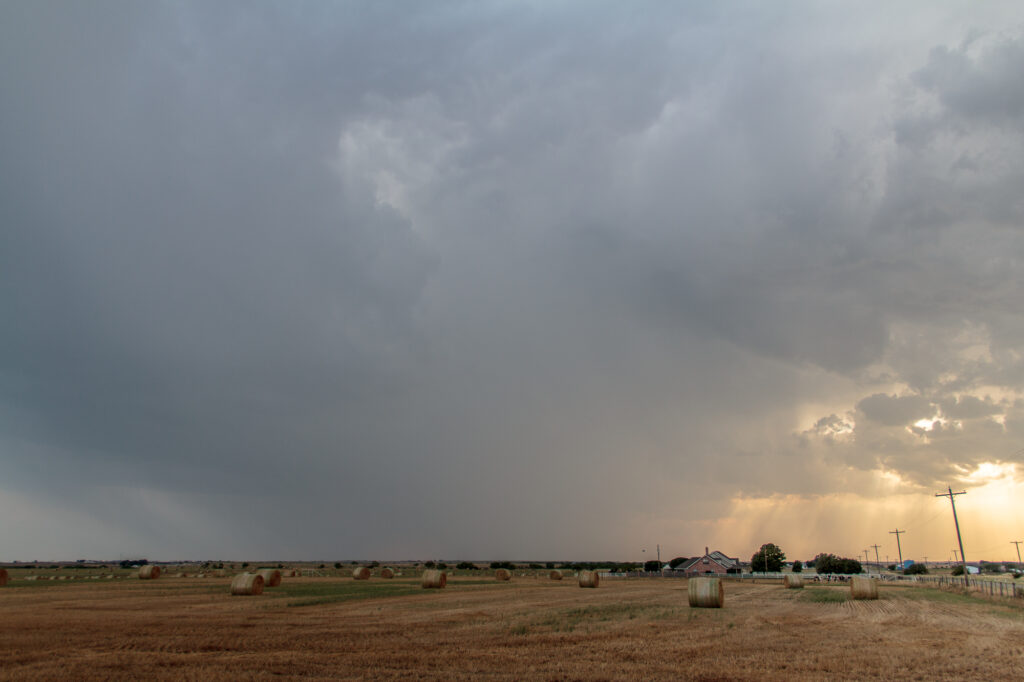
[675,547,741,575]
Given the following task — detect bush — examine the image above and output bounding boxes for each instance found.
[951,565,965,576]
[644,560,662,572]
[242,562,249,568]
[424,561,436,569]
[904,563,928,575]
[437,562,448,570]
[490,561,515,570]
[545,562,555,569]
[334,562,342,569]
[791,560,802,573]
[456,561,478,570]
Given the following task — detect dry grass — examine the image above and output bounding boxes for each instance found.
[0,576,1022,680]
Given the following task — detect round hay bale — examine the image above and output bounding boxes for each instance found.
[549,570,563,581]
[421,570,447,589]
[0,569,8,586]
[578,570,600,588]
[257,569,282,587]
[231,572,264,596]
[352,566,371,580]
[495,568,512,581]
[688,577,724,608]
[380,567,395,579]
[851,576,878,600]
[138,565,161,580]
[784,574,804,589]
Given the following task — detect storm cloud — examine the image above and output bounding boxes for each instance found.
[2,1,1023,562]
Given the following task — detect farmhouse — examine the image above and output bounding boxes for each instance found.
[676,547,741,575]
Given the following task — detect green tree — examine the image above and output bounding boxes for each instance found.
[669,557,687,569]
[814,553,862,574]
[643,560,661,572]
[904,563,928,575]
[751,543,786,572]
[791,560,802,573]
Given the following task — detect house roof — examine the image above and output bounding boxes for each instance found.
[708,551,739,567]
[677,550,737,572]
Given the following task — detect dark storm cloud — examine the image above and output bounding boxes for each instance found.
[2,1,1023,560]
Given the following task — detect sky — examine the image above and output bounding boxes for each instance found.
[2,1,1024,565]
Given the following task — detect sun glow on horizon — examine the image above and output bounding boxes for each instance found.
[687,464,1024,562]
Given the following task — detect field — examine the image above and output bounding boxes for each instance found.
[2,572,1023,680]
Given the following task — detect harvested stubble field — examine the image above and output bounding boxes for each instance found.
[1,574,1023,680]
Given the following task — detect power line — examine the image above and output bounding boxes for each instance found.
[936,486,968,584]
[870,544,881,569]
[890,528,906,569]
[1012,541,1022,566]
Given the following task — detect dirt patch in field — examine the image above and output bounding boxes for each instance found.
[1,576,1022,680]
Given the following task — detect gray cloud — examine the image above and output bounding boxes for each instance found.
[857,394,935,427]
[2,1,1024,561]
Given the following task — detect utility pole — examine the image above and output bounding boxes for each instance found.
[870,544,882,571]
[1012,541,1022,567]
[864,549,870,569]
[890,529,905,569]
[937,486,968,584]
[657,544,660,565]
[953,549,959,562]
